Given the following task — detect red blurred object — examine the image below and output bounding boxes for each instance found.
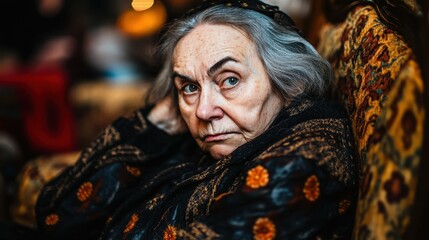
[0,67,76,156]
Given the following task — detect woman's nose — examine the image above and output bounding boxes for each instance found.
[196,90,224,121]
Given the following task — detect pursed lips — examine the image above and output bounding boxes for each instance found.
[202,132,235,142]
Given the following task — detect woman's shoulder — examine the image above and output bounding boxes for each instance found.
[253,98,356,185]
[283,98,350,123]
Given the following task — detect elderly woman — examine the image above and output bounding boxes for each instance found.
[34,0,357,239]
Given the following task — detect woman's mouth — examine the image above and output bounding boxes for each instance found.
[203,133,233,142]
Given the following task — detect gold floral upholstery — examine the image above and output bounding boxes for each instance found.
[318,5,425,239]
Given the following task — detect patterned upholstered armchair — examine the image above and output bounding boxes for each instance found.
[317,0,428,239]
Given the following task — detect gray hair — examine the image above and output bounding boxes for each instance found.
[147,5,331,106]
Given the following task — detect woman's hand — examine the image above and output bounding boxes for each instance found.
[147,96,188,135]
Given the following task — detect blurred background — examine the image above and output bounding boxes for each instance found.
[0,1,428,239]
[0,0,321,224]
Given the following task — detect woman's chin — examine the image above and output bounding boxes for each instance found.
[207,145,237,160]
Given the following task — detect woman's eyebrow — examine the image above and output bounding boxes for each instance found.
[172,72,195,82]
[172,56,238,82]
[207,56,238,77]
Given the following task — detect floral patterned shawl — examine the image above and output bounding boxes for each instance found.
[36,98,357,239]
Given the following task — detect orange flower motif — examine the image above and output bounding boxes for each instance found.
[163,225,177,240]
[126,165,141,177]
[246,165,269,189]
[338,199,351,215]
[253,217,276,240]
[303,175,320,202]
[77,182,93,202]
[45,214,59,226]
[124,214,139,234]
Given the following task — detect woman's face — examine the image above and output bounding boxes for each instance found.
[173,24,282,159]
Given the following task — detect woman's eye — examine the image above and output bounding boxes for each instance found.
[182,83,199,94]
[223,77,239,88]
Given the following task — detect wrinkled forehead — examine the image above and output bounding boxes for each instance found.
[172,23,256,70]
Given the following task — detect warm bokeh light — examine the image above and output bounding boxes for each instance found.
[131,0,154,11]
[118,1,167,37]
[166,0,193,10]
